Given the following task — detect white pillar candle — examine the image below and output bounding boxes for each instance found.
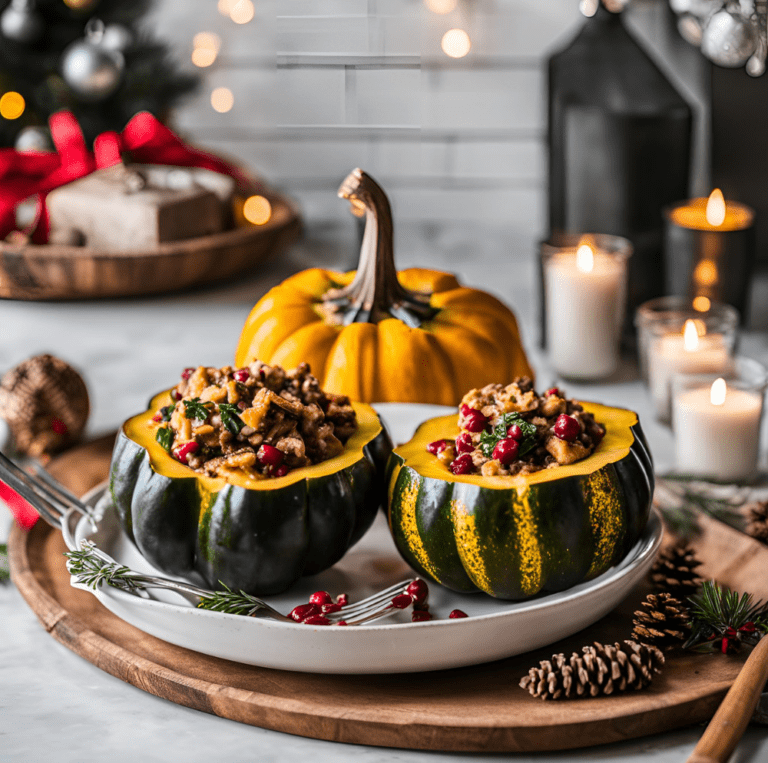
[673,378,763,481]
[647,319,731,421]
[544,242,627,380]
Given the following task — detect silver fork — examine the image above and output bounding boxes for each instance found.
[0,450,419,626]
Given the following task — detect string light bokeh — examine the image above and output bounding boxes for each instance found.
[441,28,471,58]
[0,92,25,120]
[191,32,221,68]
[424,0,458,14]
[211,86,234,113]
[243,195,272,225]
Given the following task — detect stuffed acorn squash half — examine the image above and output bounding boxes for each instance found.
[386,380,653,600]
[107,362,392,596]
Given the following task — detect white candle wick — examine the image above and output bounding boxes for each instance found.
[576,243,594,273]
[710,377,727,406]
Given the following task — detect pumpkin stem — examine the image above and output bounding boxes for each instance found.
[323,169,434,327]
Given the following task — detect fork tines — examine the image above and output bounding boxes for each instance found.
[326,579,415,625]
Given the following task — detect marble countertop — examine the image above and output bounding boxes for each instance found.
[1,222,767,762]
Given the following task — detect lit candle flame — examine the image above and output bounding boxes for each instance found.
[706,188,726,227]
[683,319,700,352]
[575,242,594,273]
[710,377,727,406]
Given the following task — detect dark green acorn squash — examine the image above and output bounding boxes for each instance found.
[107,390,392,596]
[386,402,653,600]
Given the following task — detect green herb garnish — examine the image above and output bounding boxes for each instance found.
[158,404,175,422]
[479,412,537,459]
[156,426,174,452]
[183,397,213,422]
[218,403,245,435]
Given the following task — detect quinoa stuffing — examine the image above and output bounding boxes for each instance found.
[151,361,357,479]
[427,378,606,477]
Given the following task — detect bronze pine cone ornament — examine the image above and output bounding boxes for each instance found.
[519,641,665,700]
[0,354,89,456]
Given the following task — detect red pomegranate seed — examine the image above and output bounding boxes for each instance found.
[411,610,432,622]
[406,579,429,604]
[237,400,247,410]
[303,614,331,626]
[427,439,452,455]
[257,444,284,467]
[181,367,195,381]
[390,593,413,609]
[309,590,333,606]
[152,413,163,423]
[545,387,560,397]
[336,620,348,626]
[455,432,474,454]
[460,404,472,417]
[290,603,320,622]
[507,424,523,441]
[273,464,290,478]
[492,438,519,465]
[463,410,487,433]
[322,602,342,614]
[449,609,468,618]
[449,453,475,475]
[173,441,200,464]
[336,593,348,606]
[232,368,250,383]
[554,414,580,442]
[170,389,181,401]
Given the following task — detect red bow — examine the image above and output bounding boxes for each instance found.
[0,110,253,243]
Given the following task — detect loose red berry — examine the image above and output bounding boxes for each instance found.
[152,413,163,423]
[173,441,200,464]
[492,438,519,465]
[463,410,487,433]
[237,400,247,410]
[181,367,195,381]
[336,593,348,606]
[51,417,68,435]
[170,389,181,401]
[390,593,413,609]
[411,610,432,622]
[309,590,333,606]
[427,439,452,455]
[507,423,523,441]
[545,387,560,397]
[406,579,429,604]
[232,368,250,383]
[449,609,468,618]
[322,602,342,614]
[554,414,580,442]
[273,464,290,478]
[455,432,474,454]
[257,444,284,467]
[449,453,475,475]
[290,603,320,622]
[336,620,348,626]
[303,614,331,626]
[460,404,472,417]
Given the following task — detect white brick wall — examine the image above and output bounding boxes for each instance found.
[147,0,707,243]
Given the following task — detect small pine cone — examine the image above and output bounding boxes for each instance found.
[631,593,690,651]
[649,544,703,601]
[745,501,768,545]
[519,640,664,700]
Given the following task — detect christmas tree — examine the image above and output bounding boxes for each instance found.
[0,0,198,149]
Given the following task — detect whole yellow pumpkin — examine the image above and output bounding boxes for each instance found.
[235,169,532,405]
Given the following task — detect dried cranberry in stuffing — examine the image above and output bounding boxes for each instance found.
[273,464,290,478]
[257,444,284,467]
[455,432,474,454]
[449,453,475,475]
[545,387,560,397]
[506,424,523,441]
[492,438,519,465]
[427,439,452,455]
[554,414,580,442]
[173,441,200,464]
[232,368,250,383]
[460,404,472,417]
[290,603,320,622]
[152,413,163,423]
[170,389,181,402]
[309,590,333,605]
[406,579,429,604]
[181,367,195,381]
[463,410,487,433]
[449,609,468,618]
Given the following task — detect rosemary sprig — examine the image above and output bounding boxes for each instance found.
[195,583,267,616]
[218,403,245,435]
[684,580,768,654]
[479,413,537,459]
[0,542,10,584]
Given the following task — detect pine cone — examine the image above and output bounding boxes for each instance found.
[745,501,768,545]
[519,640,664,700]
[649,544,703,601]
[0,354,89,457]
[631,592,690,651]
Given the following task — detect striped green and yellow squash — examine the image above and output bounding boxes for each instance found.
[386,403,653,600]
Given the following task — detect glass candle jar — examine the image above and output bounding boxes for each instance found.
[541,234,631,381]
[635,296,739,423]
[671,356,767,482]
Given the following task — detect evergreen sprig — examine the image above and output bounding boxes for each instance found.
[0,542,10,584]
[195,583,268,617]
[684,580,768,654]
[479,413,537,459]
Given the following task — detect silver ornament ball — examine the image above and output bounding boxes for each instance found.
[701,8,758,67]
[99,23,133,53]
[60,40,124,102]
[0,0,44,44]
[14,125,53,153]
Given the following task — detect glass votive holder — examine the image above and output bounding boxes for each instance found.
[671,356,767,482]
[541,234,632,381]
[635,296,739,423]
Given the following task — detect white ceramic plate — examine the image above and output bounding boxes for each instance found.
[72,404,662,675]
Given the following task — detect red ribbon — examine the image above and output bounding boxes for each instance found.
[0,110,253,243]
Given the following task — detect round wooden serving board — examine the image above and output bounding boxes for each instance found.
[9,437,768,752]
[0,191,300,300]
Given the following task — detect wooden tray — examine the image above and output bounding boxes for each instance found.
[8,436,768,753]
[0,191,301,301]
